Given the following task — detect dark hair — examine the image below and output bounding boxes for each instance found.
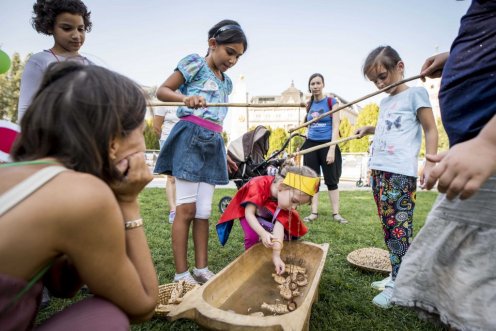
[207,19,248,55]
[12,62,147,183]
[362,45,402,77]
[32,0,92,35]
[306,73,325,112]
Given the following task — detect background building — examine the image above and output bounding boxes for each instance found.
[419,77,441,119]
[225,77,360,143]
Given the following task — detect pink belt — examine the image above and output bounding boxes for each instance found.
[180,115,222,133]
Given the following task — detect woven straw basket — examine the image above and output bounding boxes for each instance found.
[346,247,392,274]
[155,281,200,317]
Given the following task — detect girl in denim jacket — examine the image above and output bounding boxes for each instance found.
[154,19,248,285]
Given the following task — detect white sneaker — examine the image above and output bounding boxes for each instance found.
[371,275,392,291]
[168,211,175,224]
[174,271,199,285]
[192,267,215,284]
[332,213,348,224]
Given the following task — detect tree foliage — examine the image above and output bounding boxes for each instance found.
[419,116,450,157]
[436,117,449,152]
[144,119,160,150]
[338,117,352,152]
[349,102,379,152]
[0,52,24,122]
[268,127,289,157]
[221,131,229,145]
[288,127,306,154]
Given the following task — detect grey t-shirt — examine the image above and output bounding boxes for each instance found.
[17,50,92,122]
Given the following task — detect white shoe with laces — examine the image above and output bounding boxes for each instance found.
[174,271,199,285]
[192,267,215,284]
[168,211,175,224]
[333,213,348,224]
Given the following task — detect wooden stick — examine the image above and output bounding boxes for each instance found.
[148,102,306,108]
[289,135,360,157]
[288,75,421,133]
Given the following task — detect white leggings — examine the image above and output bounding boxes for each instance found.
[175,178,215,219]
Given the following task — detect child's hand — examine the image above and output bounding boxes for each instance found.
[419,161,435,188]
[260,231,274,248]
[425,136,496,200]
[111,152,153,203]
[183,95,206,109]
[272,255,285,275]
[354,126,373,138]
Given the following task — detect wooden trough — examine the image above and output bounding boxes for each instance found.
[166,241,329,330]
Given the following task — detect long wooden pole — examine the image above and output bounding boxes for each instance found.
[288,74,421,133]
[289,135,360,157]
[148,102,306,108]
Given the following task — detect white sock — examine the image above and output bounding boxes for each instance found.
[174,270,190,281]
[193,266,208,274]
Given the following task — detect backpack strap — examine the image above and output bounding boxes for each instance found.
[327,97,336,109]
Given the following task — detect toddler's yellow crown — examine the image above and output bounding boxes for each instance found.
[282,172,320,196]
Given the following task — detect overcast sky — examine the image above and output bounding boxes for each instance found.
[2,0,470,106]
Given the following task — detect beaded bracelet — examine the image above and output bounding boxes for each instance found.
[124,218,143,230]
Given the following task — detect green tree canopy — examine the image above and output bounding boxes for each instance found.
[0,52,24,122]
[338,117,352,152]
[268,127,289,157]
[419,116,450,157]
[288,127,306,154]
[144,119,160,150]
[436,117,449,153]
[349,102,379,152]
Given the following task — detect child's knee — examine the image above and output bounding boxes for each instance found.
[177,203,197,220]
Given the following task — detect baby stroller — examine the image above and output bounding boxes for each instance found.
[218,125,306,213]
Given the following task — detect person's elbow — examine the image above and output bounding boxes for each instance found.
[156,86,172,102]
[128,297,158,323]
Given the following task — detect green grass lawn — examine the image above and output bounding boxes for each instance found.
[38,188,443,331]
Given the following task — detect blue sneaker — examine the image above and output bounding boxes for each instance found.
[168,211,175,224]
[371,275,392,291]
[372,280,395,309]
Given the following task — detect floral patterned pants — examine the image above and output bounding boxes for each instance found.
[371,170,416,279]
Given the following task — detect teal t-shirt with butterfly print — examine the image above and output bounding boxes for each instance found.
[175,54,233,125]
[369,86,431,177]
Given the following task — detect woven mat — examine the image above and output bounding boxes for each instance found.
[346,247,392,274]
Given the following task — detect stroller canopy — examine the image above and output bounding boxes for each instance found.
[228,126,270,164]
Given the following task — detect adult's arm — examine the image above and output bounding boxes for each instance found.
[326,102,341,164]
[59,154,159,322]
